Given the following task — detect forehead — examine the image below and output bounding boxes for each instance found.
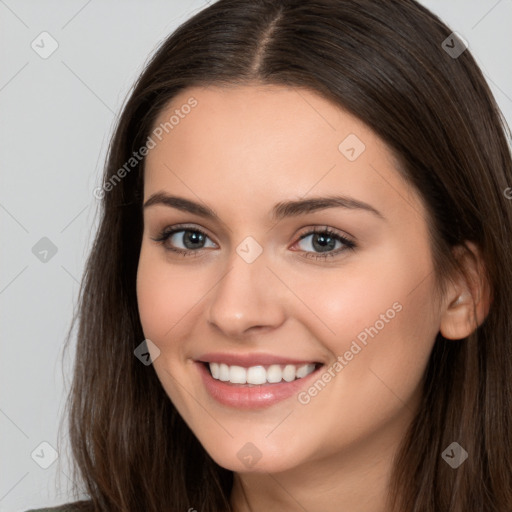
[143,84,424,224]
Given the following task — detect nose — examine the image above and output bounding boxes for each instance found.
[207,247,287,338]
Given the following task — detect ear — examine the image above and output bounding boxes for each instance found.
[439,241,492,340]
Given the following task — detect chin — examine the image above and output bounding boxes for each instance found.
[199,436,308,474]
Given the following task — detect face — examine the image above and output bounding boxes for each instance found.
[136,83,443,474]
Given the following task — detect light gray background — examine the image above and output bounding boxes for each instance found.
[1,1,511,510]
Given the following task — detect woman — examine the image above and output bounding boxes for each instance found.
[28,0,512,510]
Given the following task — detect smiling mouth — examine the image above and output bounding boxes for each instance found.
[202,361,324,386]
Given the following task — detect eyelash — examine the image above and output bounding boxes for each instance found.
[151,224,356,261]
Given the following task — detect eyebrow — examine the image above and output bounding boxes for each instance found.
[143,192,385,222]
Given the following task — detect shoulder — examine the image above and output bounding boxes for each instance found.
[25,501,92,512]
[26,507,74,512]
[25,509,75,512]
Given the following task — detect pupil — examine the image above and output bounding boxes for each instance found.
[313,233,335,252]
[184,231,204,249]
[181,231,335,252]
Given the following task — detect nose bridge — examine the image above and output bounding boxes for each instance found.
[207,237,285,335]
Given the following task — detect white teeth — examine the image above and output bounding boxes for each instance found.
[247,366,267,385]
[210,362,220,379]
[218,363,230,382]
[266,364,282,383]
[229,365,247,384]
[282,364,296,382]
[207,362,317,385]
[296,364,311,378]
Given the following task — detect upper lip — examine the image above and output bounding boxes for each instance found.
[196,352,322,367]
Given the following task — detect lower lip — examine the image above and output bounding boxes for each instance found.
[196,362,323,409]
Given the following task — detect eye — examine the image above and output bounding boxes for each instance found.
[152,224,356,261]
[151,225,216,258]
[292,226,356,260]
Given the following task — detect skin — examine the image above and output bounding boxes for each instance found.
[136,83,489,512]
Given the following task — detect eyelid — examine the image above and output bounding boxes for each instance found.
[152,223,356,260]
[153,223,217,242]
[295,224,355,243]
[290,225,356,256]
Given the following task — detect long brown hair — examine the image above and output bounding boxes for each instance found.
[59,0,512,510]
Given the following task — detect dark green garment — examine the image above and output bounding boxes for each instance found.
[26,502,90,512]
[26,509,75,512]
[26,509,76,512]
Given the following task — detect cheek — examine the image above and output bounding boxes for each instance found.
[136,246,202,345]
[287,242,439,391]
[136,247,207,415]
[288,246,432,343]
[277,248,438,454]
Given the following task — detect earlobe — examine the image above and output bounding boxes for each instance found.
[439,242,491,341]
[440,290,478,340]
